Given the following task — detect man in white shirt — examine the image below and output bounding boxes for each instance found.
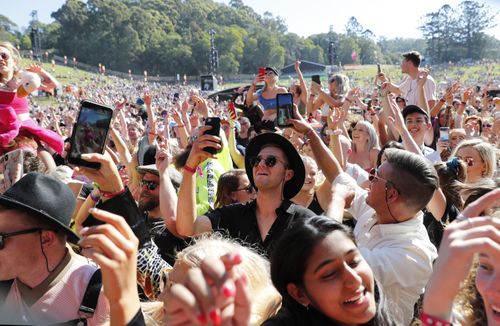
[396,51,436,109]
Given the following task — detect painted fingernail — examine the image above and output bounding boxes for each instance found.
[209,309,221,326]
[197,313,207,325]
[222,283,235,298]
[240,273,248,286]
[232,253,242,264]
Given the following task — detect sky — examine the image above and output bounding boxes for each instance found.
[3,0,500,40]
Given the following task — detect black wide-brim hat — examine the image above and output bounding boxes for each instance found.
[245,133,305,199]
[0,173,79,244]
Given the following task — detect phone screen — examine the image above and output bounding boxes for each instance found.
[0,149,24,193]
[68,101,113,169]
[276,93,294,128]
[311,75,321,84]
[439,127,450,142]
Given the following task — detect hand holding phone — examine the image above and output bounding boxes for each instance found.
[228,102,237,121]
[276,93,294,128]
[203,117,222,154]
[311,75,321,85]
[67,100,113,169]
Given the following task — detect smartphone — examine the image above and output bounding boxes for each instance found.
[377,64,381,74]
[311,75,321,84]
[67,100,113,169]
[258,67,266,77]
[486,89,500,98]
[0,149,24,193]
[173,92,180,103]
[203,117,221,155]
[439,127,450,142]
[276,93,294,128]
[228,102,237,120]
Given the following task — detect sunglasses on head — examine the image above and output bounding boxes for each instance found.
[236,184,255,194]
[140,179,159,191]
[250,155,286,168]
[0,52,10,61]
[0,228,41,250]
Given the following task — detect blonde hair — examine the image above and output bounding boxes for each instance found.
[451,138,498,178]
[143,235,281,326]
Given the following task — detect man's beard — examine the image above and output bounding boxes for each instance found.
[139,195,159,212]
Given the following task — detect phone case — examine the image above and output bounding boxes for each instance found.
[203,117,221,154]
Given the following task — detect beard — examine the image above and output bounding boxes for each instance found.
[139,194,159,212]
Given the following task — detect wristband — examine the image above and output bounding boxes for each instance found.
[420,312,453,326]
[304,128,314,138]
[184,164,197,174]
[100,188,126,198]
[89,192,101,202]
[440,98,446,103]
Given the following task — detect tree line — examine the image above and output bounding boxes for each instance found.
[1,0,498,76]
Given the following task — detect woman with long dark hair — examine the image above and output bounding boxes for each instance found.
[264,216,394,326]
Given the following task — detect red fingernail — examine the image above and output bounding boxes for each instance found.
[222,283,235,298]
[240,273,248,286]
[197,313,207,325]
[209,309,221,326]
[232,253,242,264]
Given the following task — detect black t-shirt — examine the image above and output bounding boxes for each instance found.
[146,216,189,266]
[206,199,315,257]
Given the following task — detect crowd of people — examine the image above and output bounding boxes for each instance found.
[0,40,499,326]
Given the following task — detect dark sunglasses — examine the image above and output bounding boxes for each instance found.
[0,228,41,249]
[250,155,286,168]
[140,180,159,191]
[0,52,10,61]
[236,184,254,194]
[482,123,492,128]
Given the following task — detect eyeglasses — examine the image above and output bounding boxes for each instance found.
[236,184,255,194]
[0,52,10,61]
[457,156,476,167]
[250,155,287,168]
[0,228,41,249]
[369,168,398,191]
[140,179,159,191]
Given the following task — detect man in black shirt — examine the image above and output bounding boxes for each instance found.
[175,126,315,257]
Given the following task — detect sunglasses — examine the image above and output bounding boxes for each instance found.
[140,179,159,191]
[0,52,10,61]
[457,157,476,167]
[368,168,398,191]
[482,123,492,128]
[0,228,41,249]
[236,184,255,194]
[250,155,286,168]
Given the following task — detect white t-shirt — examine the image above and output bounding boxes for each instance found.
[399,75,436,106]
[335,173,437,325]
[1,251,110,325]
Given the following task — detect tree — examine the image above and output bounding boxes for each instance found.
[345,16,364,36]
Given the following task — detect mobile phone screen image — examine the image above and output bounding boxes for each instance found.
[0,149,24,194]
[203,117,221,155]
[311,75,321,84]
[68,101,113,169]
[439,127,450,142]
[276,93,294,128]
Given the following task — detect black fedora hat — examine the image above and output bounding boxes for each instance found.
[245,133,305,199]
[0,173,79,244]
